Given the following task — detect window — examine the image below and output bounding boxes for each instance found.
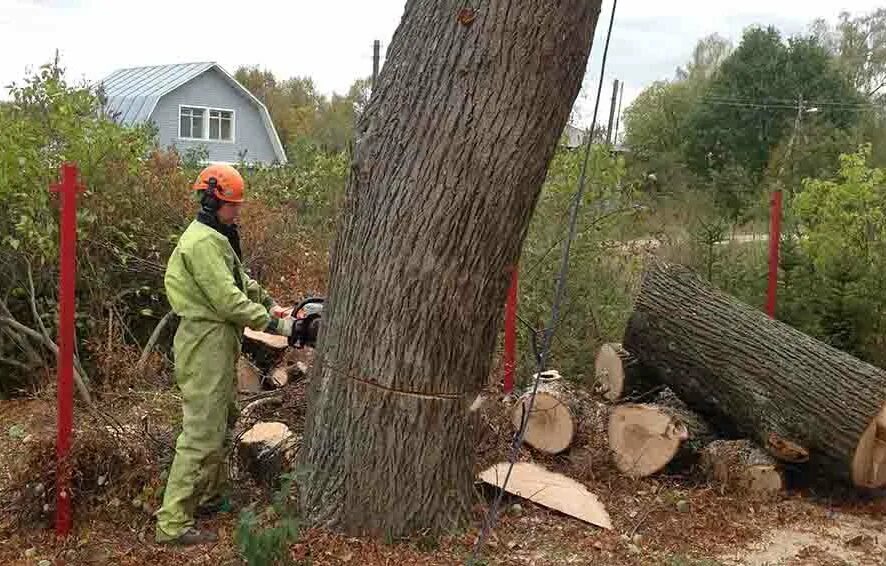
[180,107,204,139]
[179,106,235,141]
[209,109,233,141]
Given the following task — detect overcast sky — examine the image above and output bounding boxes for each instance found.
[1,0,881,131]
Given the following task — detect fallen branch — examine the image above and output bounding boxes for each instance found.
[24,264,89,385]
[0,301,42,366]
[0,316,93,406]
[136,310,176,374]
[0,356,32,372]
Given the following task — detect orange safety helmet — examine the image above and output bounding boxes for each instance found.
[192,164,245,203]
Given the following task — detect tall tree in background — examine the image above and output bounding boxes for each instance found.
[297,0,601,536]
[235,67,367,156]
[685,27,862,184]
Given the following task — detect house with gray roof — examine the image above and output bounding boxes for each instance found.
[100,62,286,165]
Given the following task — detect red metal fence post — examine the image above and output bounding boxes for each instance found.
[766,190,782,319]
[51,162,82,537]
[503,266,518,394]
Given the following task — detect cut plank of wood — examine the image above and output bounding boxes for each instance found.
[511,375,576,454]
[623,256,886,488]
[593,343,658,402]
[237,358,262,393]
[700,439,784,497]
[479,462,612,530]
[244,327,288,350]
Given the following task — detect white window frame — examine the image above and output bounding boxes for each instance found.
[177,104,236,143]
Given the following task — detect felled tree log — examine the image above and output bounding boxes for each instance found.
[700,439,784,497]
[511,373,595,454]
[593,343,659,402]
[237,421,300,485]
[623,257,886,488]
[608,392,714,477]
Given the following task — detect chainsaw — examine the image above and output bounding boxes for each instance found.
[287,296,324,349]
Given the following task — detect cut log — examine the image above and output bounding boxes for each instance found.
[608,404,687,477]
[623,257,886,488]
[242,328,288,376]
[479,462,612,530]
[593,343,658,402]
[700,439,784,497]
[511,373,579,454]
[266,361,309,389]
[237,421,300,485]
[237,359,262,393]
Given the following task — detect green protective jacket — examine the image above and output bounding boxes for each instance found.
[164,220,273,330]
[156,219,273,540]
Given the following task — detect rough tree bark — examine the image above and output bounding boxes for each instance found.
[298,0,601,536]
[623,257,886,488]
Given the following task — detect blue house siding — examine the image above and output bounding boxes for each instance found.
[150,68,279,164]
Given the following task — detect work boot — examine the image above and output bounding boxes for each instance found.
[155,526,219,546]
[196,496,232,517]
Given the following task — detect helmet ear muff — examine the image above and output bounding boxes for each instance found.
[200,177,221,213]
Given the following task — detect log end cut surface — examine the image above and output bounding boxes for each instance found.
[511,391,574,454]
[851,405,886,488]
[244,327,289,350]
[594,343,626,401]
[701,439,783,496]
[608,404,689,477]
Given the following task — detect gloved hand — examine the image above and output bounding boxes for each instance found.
[264,315,294,337]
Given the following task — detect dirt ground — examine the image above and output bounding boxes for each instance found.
[2,376,886,566]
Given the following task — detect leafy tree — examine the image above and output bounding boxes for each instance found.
[685,27,863,182]
[785,144,886,361]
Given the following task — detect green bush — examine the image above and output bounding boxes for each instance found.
[0,61,346,397]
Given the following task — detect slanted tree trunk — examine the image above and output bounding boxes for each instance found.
[298,0,601,536]
[623,257,886,488]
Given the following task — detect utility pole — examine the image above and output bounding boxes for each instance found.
[612,81,625,146]
[372,40,381,88]
[605,79,619,145]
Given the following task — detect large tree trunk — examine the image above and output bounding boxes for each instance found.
[298,0,601,536]
[623,257,886,488]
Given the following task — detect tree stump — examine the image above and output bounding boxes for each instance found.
[700,439,784,497]
[623,257,886,488]
[242,328,288,376]
[237,421,300,485]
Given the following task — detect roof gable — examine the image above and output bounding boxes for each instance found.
[100,62,286,163]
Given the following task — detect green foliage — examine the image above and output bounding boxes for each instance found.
[516,145,638,383]
[235,471,302,566]
[783,144,886,361]
[685,26,862,183]
[0,60,347,396]
[235,65,369,155]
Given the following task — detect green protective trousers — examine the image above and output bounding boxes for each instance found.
[155,220,274,541]
[154,319,240,540]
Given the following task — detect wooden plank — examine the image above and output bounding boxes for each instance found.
[479,462,612,530]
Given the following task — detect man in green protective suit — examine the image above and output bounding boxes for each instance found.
[155,164,294,545]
